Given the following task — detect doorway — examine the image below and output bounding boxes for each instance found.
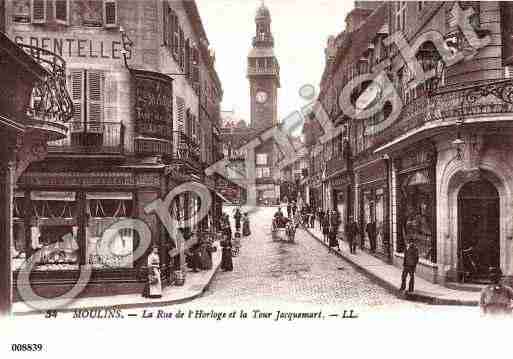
[457,179,500,282]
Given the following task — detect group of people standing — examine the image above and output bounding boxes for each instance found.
[220,207,251,272]
[142,207,252,298]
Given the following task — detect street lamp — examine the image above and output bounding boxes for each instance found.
[120,26,133,69]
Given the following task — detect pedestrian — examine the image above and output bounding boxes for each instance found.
[480,267,513,316]
[400,238,419,293]
[321,212,329,242]
[188,237,202,272]
[286,203,291,219]
[292,201,297,217]
[220,234,233,271]
[234,207,242,233]
[366,221,377,253]
[346,219,358,254]
[309,208,315,228]
[328,210,339,253]
[143,246,162,298]
[242,212,251,237]
[318,208,324,231]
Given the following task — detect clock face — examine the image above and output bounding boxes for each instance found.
[256,91,268,104]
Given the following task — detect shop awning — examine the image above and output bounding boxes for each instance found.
[86,192,133,200]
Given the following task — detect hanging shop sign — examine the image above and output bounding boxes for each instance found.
[133,72,174,140]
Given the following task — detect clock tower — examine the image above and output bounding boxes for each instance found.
[248,2,280,131]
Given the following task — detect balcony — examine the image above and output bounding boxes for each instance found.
[173,131,201,167]
[48,121,125,155]
[18,44,73,141]
[374,79,513,150]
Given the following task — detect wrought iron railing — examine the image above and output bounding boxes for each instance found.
[47,121,125,154]
[374,78,513,145]
[18,44,74,124]
[173,131,200,164]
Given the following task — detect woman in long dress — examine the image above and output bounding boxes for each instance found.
[322,213,330,243]
[144,246,162,298]
[328,210,340,253]
[242,213,251,237]
[220,233,233,271]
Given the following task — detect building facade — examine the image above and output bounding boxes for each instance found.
[307,1,513,285]
[219,3,281,206]
[4,0,224,298]
[0,25,72,312]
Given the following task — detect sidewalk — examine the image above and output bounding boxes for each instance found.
[303,225,480,306]
[13,249,222,315]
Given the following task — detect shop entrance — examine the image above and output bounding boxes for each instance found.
[457,179,500,283]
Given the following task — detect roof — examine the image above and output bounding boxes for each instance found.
[335,4,388,71]
[256,3,271,20]
[319,4,388,98]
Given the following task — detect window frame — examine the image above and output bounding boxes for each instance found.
[54,0,70,25]
[31,0,47,24]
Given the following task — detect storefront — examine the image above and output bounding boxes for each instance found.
[392,145,437,280]
[13,169,165,299]
[355,159,390,259]
[330,177,352,236]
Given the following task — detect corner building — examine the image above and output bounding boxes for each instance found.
[4,0,224,298]
[310,1,513,285]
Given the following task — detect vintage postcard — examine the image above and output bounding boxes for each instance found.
[0,0,512,356]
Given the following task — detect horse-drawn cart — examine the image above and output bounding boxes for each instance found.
[272,217,296,242]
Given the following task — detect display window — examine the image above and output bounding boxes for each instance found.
[29,192,79,271]
[399,170,434,260]
[86,192,134,269]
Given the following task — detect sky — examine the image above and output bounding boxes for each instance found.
[196,0,353,124]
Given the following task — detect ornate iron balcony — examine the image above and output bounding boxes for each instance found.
[18,44,74,125]
[374,78,513,145]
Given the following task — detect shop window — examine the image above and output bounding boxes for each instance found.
[399,170,434,260]
[29,191,79,271]
[12,193,26,270]
[86,193,134,269]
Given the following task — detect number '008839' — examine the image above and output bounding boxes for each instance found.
[11,344,44,352]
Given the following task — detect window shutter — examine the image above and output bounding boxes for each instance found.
[103,0,117,28]
[54,0,69,25]
[69,70,85,132]
[31,0,46,24]
[179,28,185,69]
[172,14,180,59]
[176,97,185,133]
[163,2,169,45]
[185,39,190,79]
[86,70,104,132]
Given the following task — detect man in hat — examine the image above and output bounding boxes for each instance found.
[400,237,419,293]
[480,267,513,316]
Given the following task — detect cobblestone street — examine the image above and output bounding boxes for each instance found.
[167,207,476,317]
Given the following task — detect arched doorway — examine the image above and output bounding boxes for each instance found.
[457,179,500,282]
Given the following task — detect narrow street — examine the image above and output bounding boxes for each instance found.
[166,206,475,316]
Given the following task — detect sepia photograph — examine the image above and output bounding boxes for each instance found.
[0,0,512,357]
